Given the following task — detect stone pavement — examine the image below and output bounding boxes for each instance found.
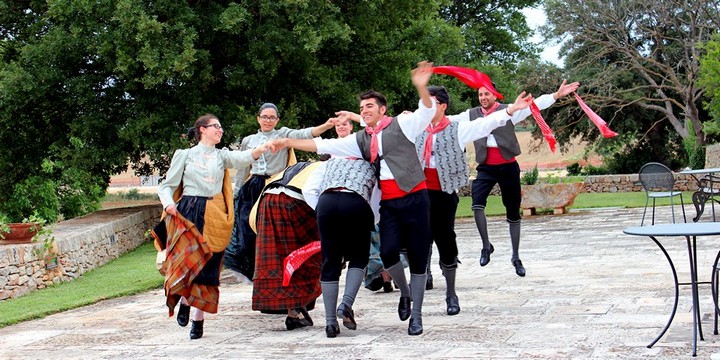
[2,206,720,359]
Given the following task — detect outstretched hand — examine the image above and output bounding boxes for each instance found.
[335,111,361,123]
[411,61,433,88]
[252,140,276,158]
[269,138,287,153]
[554,80,580,99]
[507,91,534,115]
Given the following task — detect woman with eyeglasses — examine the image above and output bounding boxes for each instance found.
[155,114,274,340]
[224,103,334,284]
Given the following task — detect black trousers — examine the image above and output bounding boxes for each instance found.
[428,190,459,265]
[471,161,522,221]
[316,191,374,282]
[379,190,431,274]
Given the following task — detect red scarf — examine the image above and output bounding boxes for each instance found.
[481,102,501,117]
[423,116,452,167]
[574,92,618,138]
[365,115,394,163]
[529,102,557,153]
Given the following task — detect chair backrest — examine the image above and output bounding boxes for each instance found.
[638,162,675,192]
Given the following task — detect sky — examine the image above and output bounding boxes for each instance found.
[522,7,564,67]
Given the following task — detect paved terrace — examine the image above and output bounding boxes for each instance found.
[2,206,720,359]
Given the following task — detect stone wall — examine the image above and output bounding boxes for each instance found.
[707,143,720,169]
[0,205,162,301]
[458,173,700,196]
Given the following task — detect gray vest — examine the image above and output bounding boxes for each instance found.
[320,157,376,203]
[469,104,521,164]
[356,118,425,192]
[415,122,468,194]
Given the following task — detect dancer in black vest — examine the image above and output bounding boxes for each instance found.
[449,79,579,276]
[272,61,436,336]
[417,86,533,314]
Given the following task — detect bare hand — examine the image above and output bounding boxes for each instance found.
[335,111,361,123]
[555,80,580,99]
[165,204,177,216]
[400,110,413,115]
[270,138,287,153]
[411,61,433,88]
[507,91,534,114]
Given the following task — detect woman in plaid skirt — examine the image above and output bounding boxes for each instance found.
[157,114,273,339]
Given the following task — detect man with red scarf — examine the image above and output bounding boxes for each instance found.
[449,79,579,277]
[273,61,435,336]
[416,85,532,315]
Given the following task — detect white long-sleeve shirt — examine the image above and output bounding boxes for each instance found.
[447,94,556,148]
[313,99,436,181]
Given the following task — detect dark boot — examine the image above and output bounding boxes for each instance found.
[189,320,204,339]
[408,316,423,336]
[176,304,190,327]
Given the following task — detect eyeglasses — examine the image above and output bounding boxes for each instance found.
[259,115,279,122]
[204,123,223,130]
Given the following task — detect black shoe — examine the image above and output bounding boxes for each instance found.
[285,316,312,330]
[479,244,494,266]
[408,316,423,335]
[383,281,393,293]
[177,304,190,327]
[512,259,526,277]
[296,307,314,326]
[189,320,204,339]
[398,296,411,321]
[446,295,460,316]
[337,303,357,330]
[325,324,340,338]
[425,275,433,290]
[368,277,384,291]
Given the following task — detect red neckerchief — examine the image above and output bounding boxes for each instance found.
[423,116,451,167]
[364,115,394,163]
[480,102,500,117]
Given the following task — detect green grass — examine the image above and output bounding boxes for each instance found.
[455,191,696,218]
[0,190,695,328]
[0,241,163,328]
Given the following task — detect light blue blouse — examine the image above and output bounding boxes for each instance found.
[158,143,256,209]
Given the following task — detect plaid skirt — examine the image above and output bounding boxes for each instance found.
[252,192,322,311]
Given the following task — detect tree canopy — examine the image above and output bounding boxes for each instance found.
[0,0,538,221]
[538,0,719,171]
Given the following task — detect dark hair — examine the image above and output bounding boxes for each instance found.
[428,86,450,108]
[258,102,279,116]
[358,90,387,109]
[187,113,218,142]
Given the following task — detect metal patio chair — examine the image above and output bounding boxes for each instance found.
[638,162,687,226]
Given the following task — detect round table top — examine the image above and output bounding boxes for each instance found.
[624,222,720,237]
[679,168,720,175]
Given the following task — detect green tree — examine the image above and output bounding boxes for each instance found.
[539,0,719,170]
[699,33,720,142]
[0,0,466,221]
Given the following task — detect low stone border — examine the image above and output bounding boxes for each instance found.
[458,173,700,196]
[0,205,161,301]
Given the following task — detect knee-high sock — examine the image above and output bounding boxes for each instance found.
[341,267,365,308]
[321,281,339,325]
[386,262,410,297]
[509,219,521,261]
[410,273,427,320]
[440,259,458,298]
[191,307,204,321]
[473,207,491,249]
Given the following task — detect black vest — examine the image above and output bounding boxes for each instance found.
[355,118,425,192]
[469,105,521,164]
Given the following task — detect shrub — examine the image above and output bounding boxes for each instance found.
[566,162,582,176]
[521,165,539,185]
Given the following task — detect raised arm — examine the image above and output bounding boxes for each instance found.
[412,61,433,109]
[311,118,336,137]
[553,80,580,100]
